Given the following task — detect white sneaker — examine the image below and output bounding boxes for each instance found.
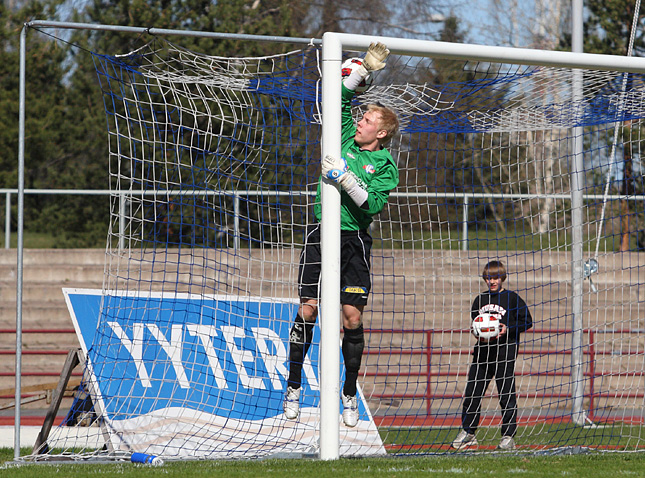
[341,393,359,427]
[451,430,478,449]
[498,435,516,450]
[283,386,300,419]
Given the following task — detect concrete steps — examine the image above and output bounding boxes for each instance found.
[0,248,643,419]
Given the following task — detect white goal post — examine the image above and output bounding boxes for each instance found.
[13,21,645,462]
[318,31,645,459]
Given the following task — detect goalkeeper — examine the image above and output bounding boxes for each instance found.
[283,42,399,427]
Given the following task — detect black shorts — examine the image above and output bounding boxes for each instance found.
[298,224,372,305]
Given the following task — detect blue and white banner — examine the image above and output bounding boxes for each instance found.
[63,288,385,458]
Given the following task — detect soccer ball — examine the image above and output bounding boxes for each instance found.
[341,57,373,94]
[471,313,501,340]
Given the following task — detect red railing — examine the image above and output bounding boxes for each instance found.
[0,328,81,399]
[363,327,645,422]
[2,327,644,422]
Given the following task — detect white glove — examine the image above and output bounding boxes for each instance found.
[348,42,390,81]
[321,154,348,182]
[362,42,389,72]
[321,155,369,207]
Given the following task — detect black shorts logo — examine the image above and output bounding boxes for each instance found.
[342,286,368,295]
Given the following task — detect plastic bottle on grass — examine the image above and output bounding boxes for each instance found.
[131,452,164,465]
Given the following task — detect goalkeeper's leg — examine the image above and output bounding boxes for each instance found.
[285,225,321,419]
[341,323,364,397]
[284,302,316,419]
[287,311,316,389]
[341,304,365,427]
[338,230,371,427]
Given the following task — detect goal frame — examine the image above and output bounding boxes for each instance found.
[14,21,645,461]
[319,31,645,460]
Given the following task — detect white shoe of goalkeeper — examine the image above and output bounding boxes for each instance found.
[342,393,359,427]
[283,386,300,419]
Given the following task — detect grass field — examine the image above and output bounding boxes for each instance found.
[2,446,645,477]
[381,423,645,453]
[2,423,645,478]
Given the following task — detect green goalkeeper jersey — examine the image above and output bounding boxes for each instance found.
[314,84,399,231]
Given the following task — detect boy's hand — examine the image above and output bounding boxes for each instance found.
[475,323,507,343]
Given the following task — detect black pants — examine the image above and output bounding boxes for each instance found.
[297,224,372,305]
[461,341,518,437]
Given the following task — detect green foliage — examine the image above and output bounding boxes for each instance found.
[5,1,641,249]
[0,0,109,247]
[584,0,645,55]
[77,0,305,57]
[559,0,645,56]
[558,0,645,251]
[73,0,320,250]
[0,0,316,248]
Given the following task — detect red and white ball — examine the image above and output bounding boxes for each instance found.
[471,313,501,340]
[341,57,373,94]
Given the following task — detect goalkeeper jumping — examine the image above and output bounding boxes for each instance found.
[284,42,399,427]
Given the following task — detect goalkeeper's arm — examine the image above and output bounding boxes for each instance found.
[343,42,390,91]
[321,154,369,208]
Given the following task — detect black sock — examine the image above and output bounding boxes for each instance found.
[342,325,364,397]
[287,314,314,389]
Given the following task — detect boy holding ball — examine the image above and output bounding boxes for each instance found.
[452,260,533,451]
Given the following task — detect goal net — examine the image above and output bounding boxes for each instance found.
[25,33,645,461]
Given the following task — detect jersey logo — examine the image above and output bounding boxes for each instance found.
[363,164,375,174]
[480,304,506,317]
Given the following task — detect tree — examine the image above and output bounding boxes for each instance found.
[4,0,451,247]
[471,0,567,48]
[583,0,645,56]
[302,0,446,40]
[0,0,112,247]
[559,0,645,251]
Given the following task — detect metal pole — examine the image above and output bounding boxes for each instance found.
[461,195,469,251]
[14,25,27,460]
[570,0,589,427]
[24,20,645,73]
[119,194,125,252]
[5,192,11,249]
[319,32,343,460]
[327,32,645,73]
[28,20,321,46]
[234,194,240,251]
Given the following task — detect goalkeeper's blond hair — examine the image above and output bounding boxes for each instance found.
[368,104,399,145]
